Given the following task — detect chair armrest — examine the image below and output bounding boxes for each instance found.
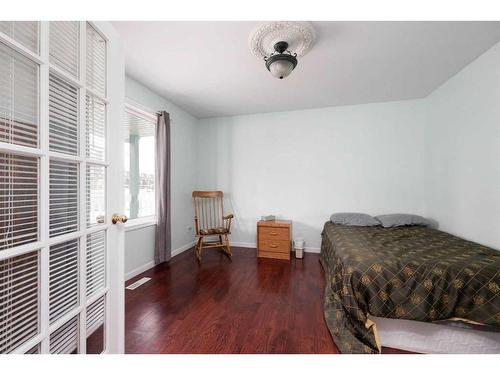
[223,213,233,232]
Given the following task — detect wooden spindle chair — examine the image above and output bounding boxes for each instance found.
[192,191,234,261]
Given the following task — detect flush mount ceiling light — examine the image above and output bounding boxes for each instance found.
[264,41,297,79]
[250,21,315,80]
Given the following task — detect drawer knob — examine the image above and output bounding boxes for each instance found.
[270,244,278,248]
[269,231,277,235]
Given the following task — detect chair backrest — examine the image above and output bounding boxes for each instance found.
[192,191,224,234]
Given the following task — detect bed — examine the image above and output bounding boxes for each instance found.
[319,222,500,354]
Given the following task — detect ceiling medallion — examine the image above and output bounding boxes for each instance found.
[250,21,315,79]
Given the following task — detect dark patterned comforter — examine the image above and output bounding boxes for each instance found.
[319,222,500,354]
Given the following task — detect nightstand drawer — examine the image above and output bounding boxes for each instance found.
[259,227,289,241]
[258,238,290,253]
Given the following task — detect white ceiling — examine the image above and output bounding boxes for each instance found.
[112,21,500,119]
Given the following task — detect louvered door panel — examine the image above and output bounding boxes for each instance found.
[49,73,79,155]
[0,22,39,53]
[49,22,79,78]
[86,164,105,227]
[86,24,106,96]
[0,21,115,355]
[49,239,79,324]
[86,295,105,353]
[0,153,38,251]
[0,251,39,354]
[49,160,78,237]
[86,296,104,333]
[49,316,78,354]
[86,231,105,297]
[0,42,38,148]
[85,94,105,161]
[26,344,40,354]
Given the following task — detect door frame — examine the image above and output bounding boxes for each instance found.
[96,21,125,354]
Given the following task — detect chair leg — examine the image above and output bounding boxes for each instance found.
[224,234,232,257]
[195,237,203,261]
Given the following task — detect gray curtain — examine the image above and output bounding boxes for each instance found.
[154,111,171,264]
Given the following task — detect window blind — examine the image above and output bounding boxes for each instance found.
[49,239,79,324]
[49,21,79,78]
[86,164,105,227]
[86,295,104,334]
[0,153,38,251]
[49,160,78,237]
[0,251,39,354]
[0,42,38,148]
[86,24,106,96]
[49,315,78,354]
[86,231,105,297]
[85,94,105,161]
[26,344,40,354]
[124,110,156,138]
[0,21,39,53]
[49,73,79,155]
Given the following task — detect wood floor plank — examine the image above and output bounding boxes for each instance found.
[125,246,415,354]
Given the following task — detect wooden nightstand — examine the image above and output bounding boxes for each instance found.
[257,220,292,260]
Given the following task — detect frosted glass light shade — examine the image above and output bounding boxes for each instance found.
[268,59,295,79]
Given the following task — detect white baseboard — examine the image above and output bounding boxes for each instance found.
[231,241,256,248]
[171,240,196,257]
[125,261,155,281]
[231,242,320,253]
[125,240,196,281]
[304,247,320,253]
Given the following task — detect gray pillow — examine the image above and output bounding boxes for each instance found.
[375,214,430,228]
[330,212,381,227]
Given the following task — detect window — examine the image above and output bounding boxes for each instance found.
[124,106,156,222]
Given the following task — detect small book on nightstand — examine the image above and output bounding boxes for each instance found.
[260,215,276,221]
[256,220,292,260]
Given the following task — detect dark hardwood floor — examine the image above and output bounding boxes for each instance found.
[125,246,414,354]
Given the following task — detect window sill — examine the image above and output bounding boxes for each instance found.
[124,217,157,232]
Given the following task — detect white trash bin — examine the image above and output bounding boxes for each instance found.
[294,238,305,259]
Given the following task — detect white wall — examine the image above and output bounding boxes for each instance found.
[425,41,500,249]
[196,101,426,250]
[125,40,500,260]
[124,76,197,278]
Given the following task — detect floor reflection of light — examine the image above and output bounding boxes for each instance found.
[139,307,163,332]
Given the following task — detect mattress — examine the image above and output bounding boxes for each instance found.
[319,222,500,354]
[371,315,500,354]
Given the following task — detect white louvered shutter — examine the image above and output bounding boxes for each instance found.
[86,24,106,96]
[86,164,105,227]
[86,296,105,334]
[0,42,39,148]
[85,94,105,161]
[49,239,79,324]
[0,22,39,53]
[49,73,79,155]
[0,153,38,251]
[0,251,40,354]
[86,231,105,297]
[49,22,79,78]
[49,160,78,237]
[49,316,78,354]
